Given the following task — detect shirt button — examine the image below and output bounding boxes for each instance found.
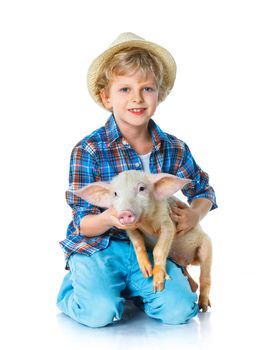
[135,163,140,168]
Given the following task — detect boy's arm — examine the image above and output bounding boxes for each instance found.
[170,198,212,235]
[191,197,213,221]
[80,208,138,237]
[177,143,217,210]
[66,145,103,235]
[79,212,112,237]
[170,143,217,235]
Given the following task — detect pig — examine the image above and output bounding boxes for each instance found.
[72,170,212,312]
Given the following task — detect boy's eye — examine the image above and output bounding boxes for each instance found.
[120,87,129,93]
[144,87,154,92]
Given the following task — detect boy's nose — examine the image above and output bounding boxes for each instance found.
[117,210,136,225]
[131,93,143,103]
[132,96,142,103]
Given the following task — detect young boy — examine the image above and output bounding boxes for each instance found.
[57,32,217,327]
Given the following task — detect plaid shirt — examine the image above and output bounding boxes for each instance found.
[60,114,217,268]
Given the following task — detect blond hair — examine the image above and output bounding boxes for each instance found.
[95,47,168,104]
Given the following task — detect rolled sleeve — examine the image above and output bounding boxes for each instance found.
[66,144,101,233]
[176,143,217,210]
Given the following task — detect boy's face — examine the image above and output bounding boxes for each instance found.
[100,70,159,129]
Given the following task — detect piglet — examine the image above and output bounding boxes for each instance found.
[72,170,212,312]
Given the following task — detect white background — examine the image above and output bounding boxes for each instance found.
[1,0,261,349]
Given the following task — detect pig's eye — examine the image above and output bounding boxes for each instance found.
[114,192,118,197]
[138,186,145,192]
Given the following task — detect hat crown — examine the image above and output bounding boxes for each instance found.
[110,32,145,48]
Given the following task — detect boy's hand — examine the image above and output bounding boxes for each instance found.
[169,200,200,235]
[103,207,139,231]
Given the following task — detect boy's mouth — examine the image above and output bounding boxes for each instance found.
[128,108,147,116]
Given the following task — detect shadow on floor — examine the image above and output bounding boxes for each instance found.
[56,299,212,349]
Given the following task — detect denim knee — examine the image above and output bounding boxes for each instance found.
[146,291,198,325]
[159,295,198,325]
[74,295,124,328]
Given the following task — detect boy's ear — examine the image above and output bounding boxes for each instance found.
[100,88,113,110]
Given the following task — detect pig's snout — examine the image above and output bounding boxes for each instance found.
[117,210,136,225]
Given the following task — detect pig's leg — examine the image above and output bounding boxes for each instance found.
[127,229,153,278]
[152,219,175,292]
[197,235,212,312]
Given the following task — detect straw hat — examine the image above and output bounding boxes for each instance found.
[87,32,177,109]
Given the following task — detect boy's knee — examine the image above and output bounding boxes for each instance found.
[147,293,198,325]
[75,295,123,328]
[160,297,198,325]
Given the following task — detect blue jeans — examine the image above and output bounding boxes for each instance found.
[57,238,198,327]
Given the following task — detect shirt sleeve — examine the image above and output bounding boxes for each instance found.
[176,143,217,210]
[65,144,101,233]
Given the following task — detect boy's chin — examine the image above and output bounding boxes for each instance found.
[125,114,152,123]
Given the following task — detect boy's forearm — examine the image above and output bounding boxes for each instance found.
[79,211,112,237]
[191,198,213,221]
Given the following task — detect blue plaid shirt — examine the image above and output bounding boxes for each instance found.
[60,114,217,268]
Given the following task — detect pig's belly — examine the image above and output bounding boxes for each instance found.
[139,224,203,267]
[139,226,158,247]
[138,221,160,248]
[143,231,158,249]
[170,227,203,266]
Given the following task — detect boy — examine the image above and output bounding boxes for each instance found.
[57,32,217,327]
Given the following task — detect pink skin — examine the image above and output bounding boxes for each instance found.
[117,210,136,225]
[73,171,192,229]
[100,71,159,132]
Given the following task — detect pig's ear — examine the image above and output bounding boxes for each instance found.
[70,182,112,208]
[148,173,192,200]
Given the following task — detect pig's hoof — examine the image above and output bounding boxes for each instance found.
[198,295,211,312]
[153,281,164,293]
[153,265,166,292]
[141,264,153,278]
[138,258,153,278]
[199,303,208,312]
[165,273,171,280]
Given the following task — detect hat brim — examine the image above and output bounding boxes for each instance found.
[87,39,177,109]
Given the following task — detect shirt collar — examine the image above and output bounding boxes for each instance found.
[105,114,171,148]
[148,118,171,148]
[105,115,122,146]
